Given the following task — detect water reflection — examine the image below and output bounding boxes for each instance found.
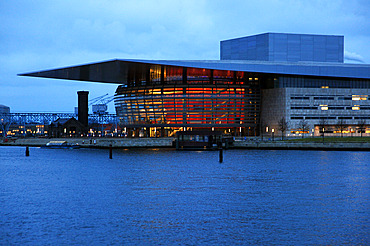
[0,147,368,245]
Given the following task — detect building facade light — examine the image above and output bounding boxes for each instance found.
[320,105,328,110]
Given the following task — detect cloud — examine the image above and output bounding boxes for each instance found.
[344,50,365,63]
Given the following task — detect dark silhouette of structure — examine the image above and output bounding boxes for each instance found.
[77,91,89,131]
[49,117,86,137]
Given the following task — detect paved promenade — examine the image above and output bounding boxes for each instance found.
[1,137,369,150]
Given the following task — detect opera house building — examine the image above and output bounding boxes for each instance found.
[21,33,370,137]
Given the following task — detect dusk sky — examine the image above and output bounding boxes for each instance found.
[1,0,369,113]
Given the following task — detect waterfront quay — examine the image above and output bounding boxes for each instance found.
[234,139,370,151]
[1,137,370,150]
[1,137,174,148]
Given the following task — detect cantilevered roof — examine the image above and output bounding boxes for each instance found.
[19,59,370,84]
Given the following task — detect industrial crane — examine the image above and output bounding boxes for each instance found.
[89,94,115,115]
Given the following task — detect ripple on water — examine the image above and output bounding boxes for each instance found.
[0,146,369,245]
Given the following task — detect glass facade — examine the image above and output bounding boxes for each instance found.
[115,65,260,136]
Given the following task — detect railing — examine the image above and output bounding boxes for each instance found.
[0,113,119,125]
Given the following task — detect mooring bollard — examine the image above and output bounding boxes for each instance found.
[219,148,223,163]
[25,146,30,157]
[109,144,113,159]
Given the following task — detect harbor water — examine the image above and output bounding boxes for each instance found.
[0,146,369,245]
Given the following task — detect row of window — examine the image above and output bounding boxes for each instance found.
[115,85,260,126]
[278,76,370,89]
[291,116,370,120]
[291,106,318,110]
[291,106,370,110]
[117,85,260,97]
[291,95,368,100]
[126,66,262,86]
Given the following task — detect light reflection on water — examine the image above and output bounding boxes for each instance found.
[0,146,369,245]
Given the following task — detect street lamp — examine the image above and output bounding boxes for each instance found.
[322,127,325,143]
[240,120,242,137]
[272,129,275,141]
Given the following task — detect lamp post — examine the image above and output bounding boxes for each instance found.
[272,129,275,141]
[240,120,242,137]
[322,127,325,143]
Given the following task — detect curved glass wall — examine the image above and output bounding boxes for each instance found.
[114,66,261,136]
[115,84,259,126]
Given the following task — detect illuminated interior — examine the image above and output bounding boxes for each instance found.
[114,65,260,136]
[352,95,368,101]
[320,105,328,110]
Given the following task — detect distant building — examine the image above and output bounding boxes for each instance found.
[49,117,86,138]
[0,104,10,114]
[21,32,370,137]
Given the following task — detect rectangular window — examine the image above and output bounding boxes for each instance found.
[320,105,328,110]
[314,97,335,100]
[328,106,344,110]
[352,95,368,100]
[305,116,336,119]
[338,97,352,100]
[291,106,318,110]
[290,97,310,100]
[187,68,211,84]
